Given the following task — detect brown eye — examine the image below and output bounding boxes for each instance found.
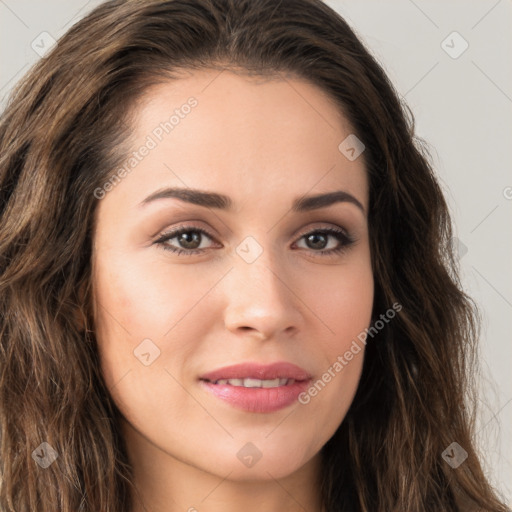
[294,227,355,257]
[156,226,216,256]
[155,225,355,257]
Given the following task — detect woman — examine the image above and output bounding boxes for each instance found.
[0,0,508,511]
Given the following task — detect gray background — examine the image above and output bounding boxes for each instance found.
[1,0,511,505]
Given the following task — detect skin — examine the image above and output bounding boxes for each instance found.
[90,68,374,512]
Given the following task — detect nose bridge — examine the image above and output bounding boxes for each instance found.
[234,235,290,305]
[222,234,301,338]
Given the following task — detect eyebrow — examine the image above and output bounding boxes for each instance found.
[139,187,365,214]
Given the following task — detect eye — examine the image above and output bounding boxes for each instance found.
[155,225,217,256]
[154,225,356,257]
[293,226,355,257]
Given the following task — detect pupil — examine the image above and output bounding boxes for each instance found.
[179,232,200,249]
[307,233,327,249]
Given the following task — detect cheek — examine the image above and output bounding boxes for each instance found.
[296,347,364,460]
[307,260,374,353]
[91,260,197,426]
[92,252,216,339]
[91,252,224,393]
[293,260,373,434]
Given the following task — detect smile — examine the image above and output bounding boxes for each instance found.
[205,377,295,388]
[199,362,312,413]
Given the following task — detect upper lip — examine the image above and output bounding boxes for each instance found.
[200,362,312,382]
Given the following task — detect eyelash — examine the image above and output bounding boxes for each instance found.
[154,224,356,258]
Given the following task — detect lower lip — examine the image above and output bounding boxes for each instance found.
[200,379,311,413]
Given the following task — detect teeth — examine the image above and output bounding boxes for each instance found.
[243,378,264,388]
[262,378,281,388]
[213,378,294,388]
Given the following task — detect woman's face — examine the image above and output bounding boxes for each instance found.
[91,69,373,482]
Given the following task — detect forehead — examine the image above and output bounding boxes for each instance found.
[105,69,368,213]
[133,68,355,147]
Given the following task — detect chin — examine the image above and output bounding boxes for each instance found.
[196,437,319,482]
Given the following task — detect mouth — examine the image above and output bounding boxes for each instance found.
[202,377,297,388]
[199,362,312,413]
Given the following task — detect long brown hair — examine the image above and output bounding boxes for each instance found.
[0,0,508,510]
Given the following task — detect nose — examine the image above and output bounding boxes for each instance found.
[222,247,304,341]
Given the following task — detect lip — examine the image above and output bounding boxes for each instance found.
[199,362,312,413]
[200,362,312,382]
